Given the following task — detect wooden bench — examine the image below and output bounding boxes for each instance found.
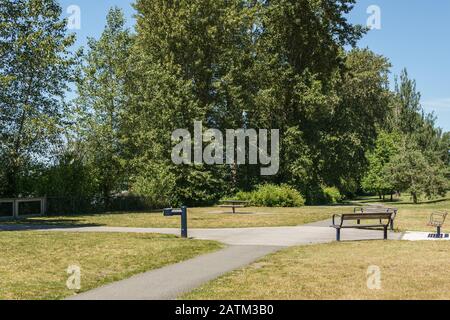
[354,206,398,230]
[219,200,250,214]
[331,212,394,241]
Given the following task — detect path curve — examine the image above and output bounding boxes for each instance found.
[44,222,402,300]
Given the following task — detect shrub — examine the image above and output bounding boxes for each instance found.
[322,186,343,204]
[230,184,305,207]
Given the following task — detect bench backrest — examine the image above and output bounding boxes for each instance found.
[354,207,397,214]
[429,211,448,226]
[342,212,393,221]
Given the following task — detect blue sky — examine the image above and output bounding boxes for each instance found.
[59,0,449,131]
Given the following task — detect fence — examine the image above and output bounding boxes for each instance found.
[45,196,157,215]
[0,196,158,217]
[0,198,46,218]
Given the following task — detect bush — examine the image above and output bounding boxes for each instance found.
[231,184,305,207]
[322,186,343,204]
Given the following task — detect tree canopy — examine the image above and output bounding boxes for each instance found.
[0,0,448,206]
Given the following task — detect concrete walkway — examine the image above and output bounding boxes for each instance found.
[68,245,280,300]
[46,224,401,246]
[46,221,401,300]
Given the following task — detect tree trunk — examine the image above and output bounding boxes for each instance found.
[412,193,418,204]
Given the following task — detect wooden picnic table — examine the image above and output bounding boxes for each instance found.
[219,200,250,214]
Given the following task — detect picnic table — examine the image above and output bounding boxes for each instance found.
[219,200,250,214]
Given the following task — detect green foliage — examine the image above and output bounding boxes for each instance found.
[306,185,344,205]
[34,151,96,198]
[386,140,448,204]
[75,7,132,198]
[233,184,305,207]
[0,0,76,196]
[130,162,177,209]
[362,131,401,197]
[322,186,344,204]
[1,1,447,210]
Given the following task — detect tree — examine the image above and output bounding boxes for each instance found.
[362,131,401,200]
[391,69,423,134]
[75,7,132,199]
[386,140,448,204]
[0,0,75,196]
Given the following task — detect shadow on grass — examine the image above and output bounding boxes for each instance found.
[0,219,103,232]
[0,210,164,232]
[353,196,450,206]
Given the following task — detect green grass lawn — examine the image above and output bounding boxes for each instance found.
[4,206,351,229]
[2,194,449,231]
[353,194,450,232]
[0,231,222,300]
[183,241,450,300]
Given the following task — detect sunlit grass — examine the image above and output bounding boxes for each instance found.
[4,206,352,229]
[0,232,222,300]
[183,241,450,300]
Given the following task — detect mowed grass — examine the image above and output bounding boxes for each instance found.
[5,206,351,229]
[3,194,449,231]
[183,241,450,300]
[354,194,450,232]
[394,198,450,232]
[0,231,222,300]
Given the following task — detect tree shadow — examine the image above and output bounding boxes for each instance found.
[0,218,104,232]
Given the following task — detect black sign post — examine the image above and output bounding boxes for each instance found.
[163,206,188,238]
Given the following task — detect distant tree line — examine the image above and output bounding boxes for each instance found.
[0,0,448,206]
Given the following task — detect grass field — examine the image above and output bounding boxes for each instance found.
[183,241,450,300]
[0,232,222,300]
[3,206,351,229]
[3,195,449,231]
[353,194,450,232]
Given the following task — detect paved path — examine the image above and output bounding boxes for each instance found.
[2,221,402,300]
[46,224,401,246]
[67,245,280,300]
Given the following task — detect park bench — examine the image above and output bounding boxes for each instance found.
[219,200,250,214]
[331,211,394,241]
[354,206,398,230]
[428,211,448,236]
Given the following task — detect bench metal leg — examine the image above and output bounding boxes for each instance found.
[336,228,341,242]
[437,226,441,236]
[390,219,394,231]
[357,219,361,225]
[383,226,388,240]
[232,206,235,214]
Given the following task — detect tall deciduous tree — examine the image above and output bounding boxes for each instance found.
[0,0,75,196]
[386,139,448,204]
[75,7,132,199]
[362,131,400,200]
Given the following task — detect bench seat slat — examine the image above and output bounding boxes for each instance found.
[332,225,387,229]
[219,205,245,208]
[341,213,392,220]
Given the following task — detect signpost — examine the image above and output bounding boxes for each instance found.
[163,206,188,238]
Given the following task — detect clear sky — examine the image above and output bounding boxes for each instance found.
[58,0,449,131]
